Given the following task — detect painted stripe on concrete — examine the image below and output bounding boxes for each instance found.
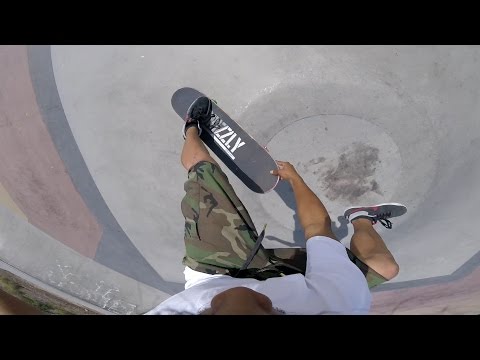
[26,45,182,294]
[0,45,102,258]
[371,265,480,314]
[0,183,27,220]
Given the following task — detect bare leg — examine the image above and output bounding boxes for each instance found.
[350,218,399,280]
[181,127,218,171]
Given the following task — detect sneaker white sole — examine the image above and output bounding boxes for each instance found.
[182,122,202,139]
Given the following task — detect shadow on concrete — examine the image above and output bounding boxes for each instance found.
[266,178,350,246]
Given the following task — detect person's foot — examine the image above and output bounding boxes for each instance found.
[182,96,213,139]
[343,203,407,229]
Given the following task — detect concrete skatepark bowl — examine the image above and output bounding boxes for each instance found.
[0,45,479,314]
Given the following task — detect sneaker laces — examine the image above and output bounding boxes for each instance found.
[186,100,212,124]
[375,211,392,229]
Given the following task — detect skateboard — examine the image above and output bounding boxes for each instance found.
[172,87,279,193]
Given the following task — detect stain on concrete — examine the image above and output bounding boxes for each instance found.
[299,156,326,173]
[322,142,383,202]
[46,261,137,314]
[470,137,480,149]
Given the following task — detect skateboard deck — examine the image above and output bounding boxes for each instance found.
[172,87,279,193]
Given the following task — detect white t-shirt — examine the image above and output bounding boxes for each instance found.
[145,236,371,315]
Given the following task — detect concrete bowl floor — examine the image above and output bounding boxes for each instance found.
[0,45,479,314]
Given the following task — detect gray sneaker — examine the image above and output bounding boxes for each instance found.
[343,203,407,229]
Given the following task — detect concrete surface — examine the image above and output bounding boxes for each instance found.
[0,45,479,314]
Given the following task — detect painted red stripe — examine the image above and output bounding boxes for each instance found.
[372,266,480,314]
[0,45,102,258]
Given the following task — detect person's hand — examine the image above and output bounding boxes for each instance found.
[270,161,302,183]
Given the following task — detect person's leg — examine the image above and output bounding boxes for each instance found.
[181,126,218,171]
[180,97,275,277]
[350,218,399,280]
[181,155,274,276]
[181,95,218,170]
[344,203,407,281]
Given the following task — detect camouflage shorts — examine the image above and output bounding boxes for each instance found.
[181,161,387,288]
